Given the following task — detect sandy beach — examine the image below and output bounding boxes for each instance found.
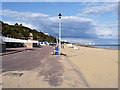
[61,45,118,88]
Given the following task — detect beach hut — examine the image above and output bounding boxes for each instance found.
[66,44,73,48]
[74,47,79,50]
[39,42,49,45]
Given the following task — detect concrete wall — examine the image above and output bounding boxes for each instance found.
[24,43,33,48]
[6,42,25,48]
[0,43,6,52]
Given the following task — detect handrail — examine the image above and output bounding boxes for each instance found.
[2,36,39,43]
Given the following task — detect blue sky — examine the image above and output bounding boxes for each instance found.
[1,2,118,44]
[2,2,84,16]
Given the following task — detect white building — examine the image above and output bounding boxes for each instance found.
[44,33,49,36]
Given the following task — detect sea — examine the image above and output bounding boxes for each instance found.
[77,44,120,50]
[93,45,119,50]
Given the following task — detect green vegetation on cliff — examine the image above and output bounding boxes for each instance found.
[1,21,56,43]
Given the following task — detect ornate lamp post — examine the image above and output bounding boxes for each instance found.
[58,13,62,55]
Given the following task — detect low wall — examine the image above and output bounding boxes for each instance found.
[0,43,6,52]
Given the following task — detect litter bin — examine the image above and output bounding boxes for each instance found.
[55,46,60,55]
[55,52,59,55]
[56,46,59,51]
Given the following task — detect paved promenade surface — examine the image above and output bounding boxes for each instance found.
[2,46,58,72]
[2,46,88,88]
[1,47,32,56]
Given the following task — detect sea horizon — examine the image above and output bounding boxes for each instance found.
[76,44,119,50]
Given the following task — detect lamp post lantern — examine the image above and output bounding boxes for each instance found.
[58,13,62,55]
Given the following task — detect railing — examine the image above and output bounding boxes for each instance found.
[1,36,39,43]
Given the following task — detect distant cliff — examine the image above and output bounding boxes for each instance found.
[1,21,56,43]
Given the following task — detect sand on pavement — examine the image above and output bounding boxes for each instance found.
[2,46,90,88]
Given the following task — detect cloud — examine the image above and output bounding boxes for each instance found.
[77,2,118,17]
[61,16,97,38]
[2,9,48,20]
[2,9,118,41]
[95,24,118,39]
[2,9,98,38]
[4,21,35,29]
[62,37,93,43]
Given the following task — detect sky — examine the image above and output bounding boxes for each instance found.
[1,2,118,44]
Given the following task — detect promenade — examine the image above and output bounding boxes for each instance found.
[2,46,88,88]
